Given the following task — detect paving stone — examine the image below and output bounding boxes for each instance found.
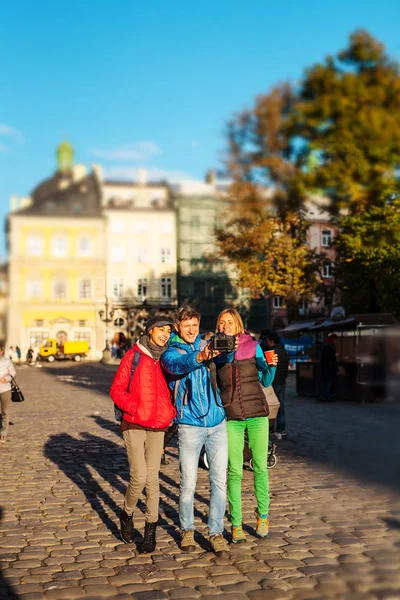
[168,588,200,598]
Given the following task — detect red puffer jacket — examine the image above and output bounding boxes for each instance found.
[110,343,176,429]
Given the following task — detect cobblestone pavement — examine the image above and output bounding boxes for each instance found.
[1,362,400,600]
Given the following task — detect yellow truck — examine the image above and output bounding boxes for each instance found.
[39,338,89,362]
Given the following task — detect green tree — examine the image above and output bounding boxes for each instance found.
[222,30,400,317]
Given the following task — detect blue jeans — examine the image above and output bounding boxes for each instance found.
[178,420,228,536]
[273,383,286,433]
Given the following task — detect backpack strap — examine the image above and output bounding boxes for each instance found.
[115,350,141,422]
[126,350,141,392]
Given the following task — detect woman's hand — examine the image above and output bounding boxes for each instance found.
[271,352,279,367]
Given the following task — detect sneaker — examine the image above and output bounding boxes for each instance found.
[180,529,196,552]
[255,511,269,538]
[120,509,135,544]
[231,524,246,544]
[209,533,230,557]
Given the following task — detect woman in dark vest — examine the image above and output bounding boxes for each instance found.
[214,309,277,543]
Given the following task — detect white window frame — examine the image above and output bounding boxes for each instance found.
[161,248,172,264]
[111,245,125,263]
[322,261,333,278]
[160,277,172,299]
[110,220,125,234]
[53,279,67,300]
[78,278,92,299]
[135,220,149,233]
[137,247,148,263]
[29,330,49,348]
[137,278,148,297]
[51,234,68,258]
[273,295,282,309]
[77,235,92,257]
[158,221,173,233]
[26,279,42,299]
[321,229,333,247]
[26,234,43,257]
[112,277,124,299]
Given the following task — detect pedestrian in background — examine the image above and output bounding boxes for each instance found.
[15,346,21,365]
[161,305,230,558]
[259,329,289,439]
[214,309,277,544]
[0,344,16,443]
[110,315,175,553]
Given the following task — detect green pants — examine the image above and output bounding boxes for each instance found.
[227,417,269,526]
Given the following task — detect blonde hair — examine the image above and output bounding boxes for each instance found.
[216,309,245,334]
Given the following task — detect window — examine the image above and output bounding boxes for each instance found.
[191,242,202,259]
[137,247,148,263]
[322,261,333,278]
[78,320,86,327]
[30,331,49,348]
[52,234,68,257]
[273,296,282,309]
[113,277,124,298]
[160,277,172,299]
[137,278,148,297]
[161,248,172,264]
[135,220,149,233]
[53,280,67,299]
[77,235,92,257]
[114,317,125,328]
[299,299,309,316]
[79,279,92,298]
[111,246,125,262]
[26,279,42,299]
[27,235,43,257]
[36,320,44,327]
[159,221,173,233]
[321,229,332,247]
[74,332,90,343]
[191,215,200,228]
[110,220,125,234]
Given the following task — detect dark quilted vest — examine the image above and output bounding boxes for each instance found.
[216,357,269,421]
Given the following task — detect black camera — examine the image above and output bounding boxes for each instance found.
[209,332,236,352]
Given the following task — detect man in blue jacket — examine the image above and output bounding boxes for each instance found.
[161,305,230,557]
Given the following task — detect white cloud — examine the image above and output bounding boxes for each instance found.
[90,141,161,161]
[0,123,24,143]
[104,166,192,183]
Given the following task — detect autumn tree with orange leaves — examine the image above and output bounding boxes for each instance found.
[217,30,400,318]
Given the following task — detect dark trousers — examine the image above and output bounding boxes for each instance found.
[273,383,286,433]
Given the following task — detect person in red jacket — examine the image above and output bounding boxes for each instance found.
[110,315,175,553]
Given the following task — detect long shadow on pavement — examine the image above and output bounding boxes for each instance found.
[44,427,209,544]
[41,365,400,493]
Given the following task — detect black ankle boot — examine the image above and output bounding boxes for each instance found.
[142,521,157,553]
[120,509,135,544]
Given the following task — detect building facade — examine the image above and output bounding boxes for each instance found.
[101,174,178,345]
[7,145,107,358]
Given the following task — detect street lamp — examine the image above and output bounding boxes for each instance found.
[98,297,114,360]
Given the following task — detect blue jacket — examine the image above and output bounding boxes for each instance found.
[161,333,225,427]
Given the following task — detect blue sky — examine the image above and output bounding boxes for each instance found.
[1,0,399,255]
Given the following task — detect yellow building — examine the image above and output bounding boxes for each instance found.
[7,143,107,358]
